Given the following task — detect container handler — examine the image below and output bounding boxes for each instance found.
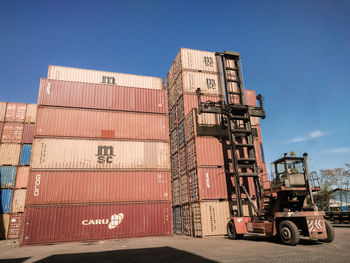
[196,51,334,245]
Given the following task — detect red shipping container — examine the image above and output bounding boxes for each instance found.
[8,213,23,239]
[26,171,171,205]
[22,123,35,143]
[35,106,168,141]
[1,123,23,143]
[38,79,167,114]
[22,202,172,245]
[245,89,257,107]
[5,103,26,122]
[15,167,30,188]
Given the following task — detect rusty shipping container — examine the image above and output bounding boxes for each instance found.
[173,206,182,235]
[182,204,192,236]
[31,138,170,170]
[15,167,30,189]
[171,154,179,180]
[170,129,177,155]
[22,202,172,245]
[187,137,224,171]
[168,82,176,110]
[22,124,35,143]
[0,144,21,165]
[25,104,37,123]
[5,103,26,122]
[7,213,23,239]
[172,179,180,206]
[38,79,167,114]
[0,102,7,122]
[35,107,168,141]
[169,106,177,132]
[180,175,189,204]
[179,147,187,176]
[47,65,162,90]
[11,189,26,213]
[26,171,171,205]
[1,123,23,143]
[192,201,230,237]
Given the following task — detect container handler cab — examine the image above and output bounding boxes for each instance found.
[196,51,334,245]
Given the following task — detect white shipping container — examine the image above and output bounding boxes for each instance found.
[47,65,162,90]
[25,104,37,123]
[31,138,170,170]
[11,189,26,213]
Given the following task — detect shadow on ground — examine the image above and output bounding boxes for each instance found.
[0,246,218,263]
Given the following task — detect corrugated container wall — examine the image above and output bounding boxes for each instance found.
[38,79,167,114]
[26,171,171,205]
[15,167,29,189]
[22,202,172,245]
[47,65,162,90]
[31,138,169,170]
[20,144,32,166]
[0,102,7,122]
[25,104,37,123]
[1,189,13,213]
[1,123,23,143]
[22,124,35,143]
[5,103,26,122]
[0,166,17,188]
[0,123,3,138]
[0,144,21,165]
[11,189,26,212]
[8,214,23,239]
[35,107,168,141]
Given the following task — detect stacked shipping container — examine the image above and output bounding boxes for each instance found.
[0,102,36,239]
[166,48,267,237]
[21,68,171,245]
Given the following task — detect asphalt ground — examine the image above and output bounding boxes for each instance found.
[0,226,349,263]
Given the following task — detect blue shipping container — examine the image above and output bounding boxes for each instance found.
[0,166,17,188]
[1,189,13,213]
[20,144,32,166]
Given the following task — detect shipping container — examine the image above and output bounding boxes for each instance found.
[35,106,168,141]
[177,121,185,150]
[20,144,32,166]
[22,202,172,245]
[0,102,7,122]
[26,171,171,205]
[179,147,187,176]
[170,129,177,155]
[0,166,17,188]
[177,94,184,122]
[0,144,21,165]
[38,79,167,114]
[7,213,23,239]
[31,138,169,170]
[169,106,177,132]
[0,123,3,138]
[187,137,224,171]
[15,167,29,189]
[192,201,230,237]
[5,103,26,122]
[11,189,26,213]
[173,206,182,235]
[171,154,179,180]
[172,179,180,206]
[168,82,176,110]
[245,89,257,107]
[1,189,13,213]
[25,104,37,123]
[1,123,23,143]
[22,124,35,143]
[47,65,162,90]
[180,175,189,204]
[0,214,10,239]
[182,204,192,236]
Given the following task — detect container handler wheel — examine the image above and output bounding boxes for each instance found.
[319,220,335,243]
[227,220,243,240]
[279,220,300,246]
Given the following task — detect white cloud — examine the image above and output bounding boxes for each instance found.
[324,147,350,153]
[291,130,326,143]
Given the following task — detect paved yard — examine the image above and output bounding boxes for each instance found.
[0,226,349,262]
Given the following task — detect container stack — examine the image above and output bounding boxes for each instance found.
[166,48,267,237]
[21,66,171,245]
[0,102,36,240]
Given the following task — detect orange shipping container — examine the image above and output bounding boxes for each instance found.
[0,102,6,122]
[1,123,23,143]
[31,138,170,170]
[0,144,21,165]
[35,107,168,141]
[15,167,30,188]
[5,103,26,122]
[11,189,26,212]
[25,104,37,123]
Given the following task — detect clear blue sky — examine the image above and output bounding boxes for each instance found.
[1,0,349,172]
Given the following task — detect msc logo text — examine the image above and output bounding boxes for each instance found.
[96,146,115,164]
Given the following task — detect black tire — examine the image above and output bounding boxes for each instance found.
[320,220,335,243]
[279,220,300,246]
[227,220,243,240]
